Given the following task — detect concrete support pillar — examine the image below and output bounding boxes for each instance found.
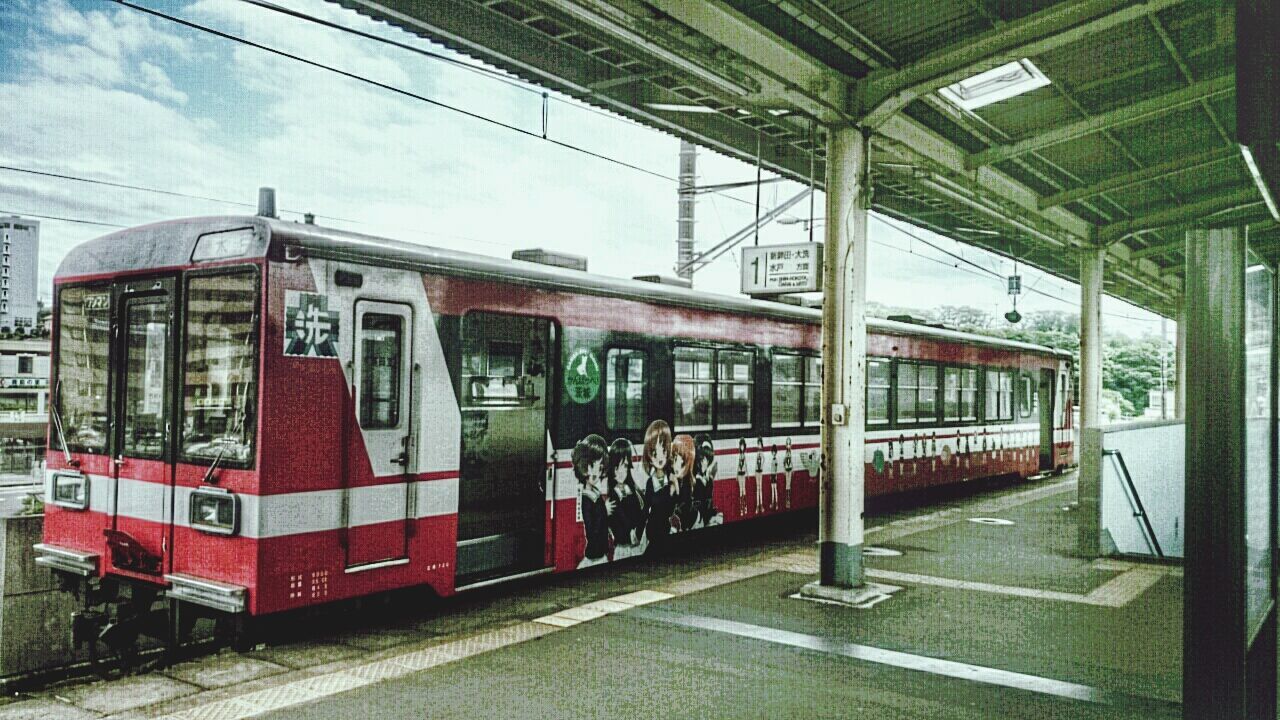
[1079,245,1105,429]
[814,126,869,590]
[1175,300,1187,421]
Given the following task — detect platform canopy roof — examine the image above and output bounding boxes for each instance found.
[335,0,1276,318]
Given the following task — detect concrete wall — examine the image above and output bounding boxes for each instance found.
[1079,419,1184,559]
[0,514,85,678]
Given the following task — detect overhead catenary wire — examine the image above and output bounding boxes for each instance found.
[0,209,124,228]
[0,163,506,248]
[110,0,677,185]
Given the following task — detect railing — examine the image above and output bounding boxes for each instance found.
[1079,418,1183,559]
[1102,449,1163,558]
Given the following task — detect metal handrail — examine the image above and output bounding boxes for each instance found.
[1102,449,1164,558]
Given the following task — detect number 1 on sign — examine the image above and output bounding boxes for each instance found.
[751,256,760,286]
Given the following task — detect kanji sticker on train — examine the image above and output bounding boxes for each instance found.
[284,290,340,358]
[565,348,600,404]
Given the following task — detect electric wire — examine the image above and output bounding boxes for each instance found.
[239,0,653,131]
[0,209,124,228]
[110,0,676,185]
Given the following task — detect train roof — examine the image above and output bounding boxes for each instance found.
[57,215,1072,360]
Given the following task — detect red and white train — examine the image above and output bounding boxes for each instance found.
[35,214,1073,649]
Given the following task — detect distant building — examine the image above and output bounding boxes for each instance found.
[0,216,39,335]
[0,337,48,473]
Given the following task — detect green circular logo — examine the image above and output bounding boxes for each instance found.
[565,348,601,404]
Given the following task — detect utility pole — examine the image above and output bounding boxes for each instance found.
[676,141,697,280]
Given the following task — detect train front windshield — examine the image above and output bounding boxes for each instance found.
[53,269,260,464]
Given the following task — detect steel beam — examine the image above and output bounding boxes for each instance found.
[339,0,815,180]
[967,73,1235,169]
[1098,188,1260,243]
[856,0,1187,127]
[1039,147,1237,209]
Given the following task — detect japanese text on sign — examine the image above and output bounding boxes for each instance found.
[741,243,823,295]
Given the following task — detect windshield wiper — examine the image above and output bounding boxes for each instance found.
[49,380,77,467]
[201,310,257,485]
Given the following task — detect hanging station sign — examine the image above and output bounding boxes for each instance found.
[741,243,823,295]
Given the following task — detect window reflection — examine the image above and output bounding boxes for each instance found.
[182,272,258,464]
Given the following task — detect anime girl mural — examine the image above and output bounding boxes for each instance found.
[692,434,723,528]
[572,434,610,568]
[735,438,748,516]
[753,436,765,513]
[782,438,793,509]
[606,438,647,558]
[642,420,680,548]
[671,434,698,530]
[769,444,780,511]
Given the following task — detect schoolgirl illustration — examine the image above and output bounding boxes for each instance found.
[735,438,748,517]
[769,444,780,511]
[642,420,679,547]
[571,434,610,568]
[692,435,723,527]
[753,436,765,513]
[783,438,793,509]
[605,438,646,553]
[671,434,698,530]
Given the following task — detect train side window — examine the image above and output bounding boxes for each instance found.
[605,348,647,431]
[1020,375,1035,417]
[867,358,890,425]
[358,314,404,429]
[896,362,918,424]
[771,353,803,427]
[960,368,978,421]
[918,365,938,422]
[1001,371,1014,419]
[944,367,961,421]
[985,369,1001,421]
[674,346,713,431]
[717,349,754,430]
[803,356,822,425]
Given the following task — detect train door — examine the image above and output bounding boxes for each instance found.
[1038,368,1056,471]
[346,300,415,568]
[107,277,177,577]
[455,311,552,583]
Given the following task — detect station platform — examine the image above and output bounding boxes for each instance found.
[3,472,1193,720]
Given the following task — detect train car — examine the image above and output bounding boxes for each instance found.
[34,214,1072,655]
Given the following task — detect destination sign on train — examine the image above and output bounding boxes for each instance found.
[740,242,823,295]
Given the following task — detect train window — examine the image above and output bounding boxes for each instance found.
[606,348,647,431]
[359,314,404,429]
[182,271,259,464]
[987,369,1014,421]
[1020,375,1034,417]
[960,368,978,421]
[944,367,961,421]
[895,361,937,424]
[918,365,938,421]
[897,363,917,423]
[772,353,803,427]
[803,356,822,425]
[1000,371,1014,419]
[867,358,890,425]
[674,347,714,431]
[121,299,168,459]
[56,285,111,453]
[717,350,754,429]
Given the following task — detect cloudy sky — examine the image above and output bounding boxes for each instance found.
[0,0,1168,337]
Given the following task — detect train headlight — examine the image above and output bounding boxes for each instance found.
[51,472,89,510]
[189,487,239,536]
